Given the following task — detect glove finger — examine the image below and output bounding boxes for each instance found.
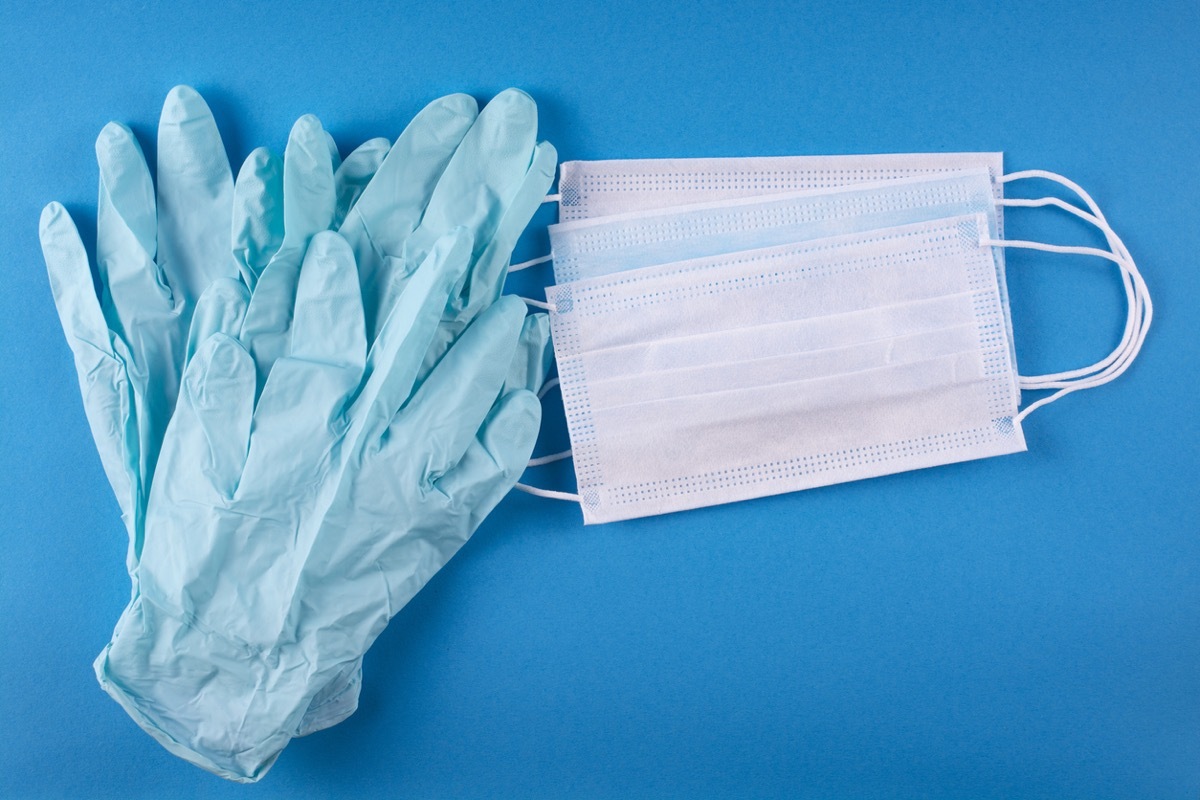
[332,137,389,229]
[280,115,337,256]
[95,122,156,262]
[415,141,558,378]
[467,139,558,308]
[395,295,526,479]
[169,333,255,500]
[95,123,174,337]
[343,93,477,253]
[240,247,302,387]
[185,277,250,368]
[503,311,553,395]
[290,232,366,374]
[410,89,540,266]
[350,228,472,442]
[40,202,112,357]
[231,147,284,289]
[156,85,235,304]
[237,117,341,380]
[239,354,364,496]
[40,202,136,520]
[242,225,370,491]
[341,94,477,339]
[431,389,541,529]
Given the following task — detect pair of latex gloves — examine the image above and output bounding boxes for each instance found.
[40,86,556,782]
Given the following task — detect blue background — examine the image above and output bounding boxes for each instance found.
[2,1,1197,797]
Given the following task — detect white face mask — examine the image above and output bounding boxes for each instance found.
[548,168,1022,400]
[556,153,1004,221]
[545,212,1022,523]
[516,163,1150,525]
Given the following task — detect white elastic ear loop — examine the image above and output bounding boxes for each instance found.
[981,170,1152,422]
[514,373,580,502]
[527,450,572,467]
[1000,176,1143,387]
[525,379,573,465]
[513,484,581,502]
[509,254,553,273]
[520,297,555,311]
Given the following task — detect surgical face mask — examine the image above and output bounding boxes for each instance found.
[551,168,1023,406]
[555,153,1005,221]
[516,168,1150,524]
[515,153,1008,277]
[545,212,1022,523]
[538,155,1016,386]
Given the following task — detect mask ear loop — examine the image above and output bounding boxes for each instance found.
[507,190,583,503]
[979,170,1152,422]
[513,374,581,502]
[527,378,572,465]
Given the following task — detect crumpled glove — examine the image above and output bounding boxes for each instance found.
[95,230,541,782]
[221,87,557,729]
[39,86,388,736]
[47,86,557,775]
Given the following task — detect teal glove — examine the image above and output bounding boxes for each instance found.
[48,87,555,775]
[41,86,389,736]
[219,89,557,730]
[95,230,540,782]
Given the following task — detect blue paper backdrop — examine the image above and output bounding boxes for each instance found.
[2,1,1197,797]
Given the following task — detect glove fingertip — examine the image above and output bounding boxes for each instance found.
[95,122,137,162]
[239,146,279,174]
[492,293,531,328]
[533,140,559,175]
[436,93,480,122]
[487,88,537,130]
[286,114,332,171]
[186,333,253,405]
[160,85,207,125]
[39,201,69,236]
[39,202,92,289]
[480,389,543,481]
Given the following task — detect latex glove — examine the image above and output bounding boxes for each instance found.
[196,115,393,735]
[95,230,540,782]
[40,85,387,735]
[221,89,557,729]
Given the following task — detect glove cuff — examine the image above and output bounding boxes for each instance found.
[95,595,314,783]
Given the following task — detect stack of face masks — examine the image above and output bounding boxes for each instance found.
[519,155,1150,524]
[41,86,556,781]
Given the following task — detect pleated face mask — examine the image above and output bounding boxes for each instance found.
[517,166,1149,525]
[555,153,1005,222]
[549,168,1022,399]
